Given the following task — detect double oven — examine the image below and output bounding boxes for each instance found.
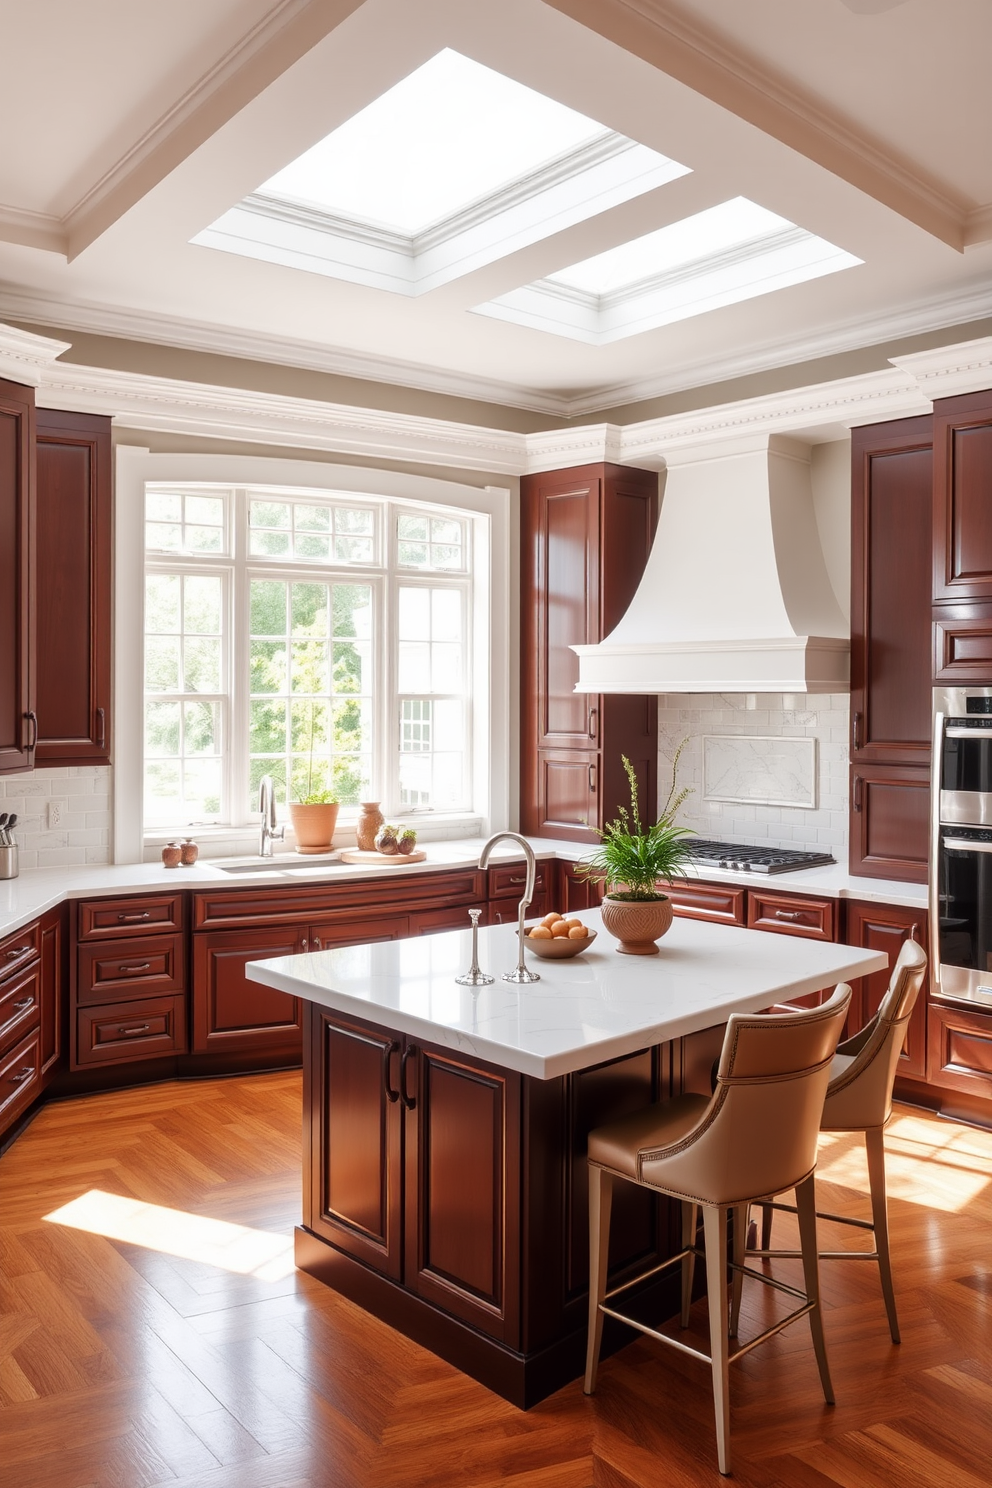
[932,686,992,1007]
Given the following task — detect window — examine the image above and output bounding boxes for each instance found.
[142,485,476,831]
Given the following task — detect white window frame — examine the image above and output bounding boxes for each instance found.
[116,449,512,863]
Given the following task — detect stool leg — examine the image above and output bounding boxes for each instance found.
[795,1174,834,1406]
[702,1204,732,1476]
[584,1164,614,1394]
[681,1201,697,1327]
[760,1201,774,1251]
[865,1126,900,1344]
[730,1203,747,1337]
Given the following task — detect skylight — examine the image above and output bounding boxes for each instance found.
[474,197,863,344]
[192,50,690,296]
[259,49,612,236]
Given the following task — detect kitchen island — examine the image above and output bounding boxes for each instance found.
[249,910,886,1406]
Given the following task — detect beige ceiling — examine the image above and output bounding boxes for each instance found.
[1,0,990,415]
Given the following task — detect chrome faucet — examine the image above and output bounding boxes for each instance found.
[258,775,285,857]
[478,831,540,984]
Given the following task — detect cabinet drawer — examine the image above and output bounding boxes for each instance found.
[663,881,746,926]
[76,934,185,1005]
[0,963,40,1054]
[75,995,187,1066]
[747,892,835,941]
[0,920,40,981]
[78,893,185,940]
[488,861,550,900]
[193,868,486,930]
[926,1001,992,1099]
[0,1027,41,1128]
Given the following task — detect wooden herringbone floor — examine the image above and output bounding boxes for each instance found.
[1,1072,991,1486]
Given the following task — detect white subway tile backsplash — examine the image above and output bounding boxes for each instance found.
[0,767,110,863]
[658,694,849,855]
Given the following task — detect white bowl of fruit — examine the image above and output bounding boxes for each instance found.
[524,913,597,959]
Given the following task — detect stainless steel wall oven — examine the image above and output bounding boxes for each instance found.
[932,686,992,1007]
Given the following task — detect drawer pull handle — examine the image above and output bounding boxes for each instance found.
[774,910,801,922]
[10,1065,34,1085]
[117,1024,151,1036]
[508,876,527,885]
[12,998,34,1011]
[118,963,152,974]
[6,946,31,958]
[118,912,151,922]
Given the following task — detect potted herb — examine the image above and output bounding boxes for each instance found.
[579,746,694,955]
[289,702,339,854]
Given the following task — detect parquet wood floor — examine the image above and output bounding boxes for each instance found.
[1,1074,991,1486]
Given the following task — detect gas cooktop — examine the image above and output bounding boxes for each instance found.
[688,839,836,874]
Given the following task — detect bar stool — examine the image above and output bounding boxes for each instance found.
[747,938,928,1344]
[584,985,852,1477]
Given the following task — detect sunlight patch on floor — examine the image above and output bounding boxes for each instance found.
[815,1113,992,1213]
[43,1189,296,1280]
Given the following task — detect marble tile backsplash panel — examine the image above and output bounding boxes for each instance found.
[0,766,112,869]
[658,694,849,854]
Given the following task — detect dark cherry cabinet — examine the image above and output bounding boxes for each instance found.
[520,463,658,843]
[933,390,992,606]
[192,924,303,1057]
[844,899,927,1078]
[305,1005,521,1343]
[35,409,112,764]
[73,892,188,1069]
[849,417,933,882]
[0,906,64,1140]
[0,377,35,774]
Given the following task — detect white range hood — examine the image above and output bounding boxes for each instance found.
[573,434,849,695]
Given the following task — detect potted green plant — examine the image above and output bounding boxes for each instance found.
[289,701,339,854]
[579,746,695,955]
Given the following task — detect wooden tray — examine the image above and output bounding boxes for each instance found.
[338,848,426,866]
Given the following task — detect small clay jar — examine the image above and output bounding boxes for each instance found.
[161,842,182,869]
[180,838,199,866]
[356,801,385,852]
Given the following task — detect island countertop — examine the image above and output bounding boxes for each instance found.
[248,908,887,1080]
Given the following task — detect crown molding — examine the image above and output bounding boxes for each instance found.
[890,336,992,401]
[0,205,66,256]
[35,359,530,474]
[0,286,573,418]
[0,322,72,386]
[524,423,624,471]
[544,0,966,248]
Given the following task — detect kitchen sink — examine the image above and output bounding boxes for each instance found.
[213,854,342,875]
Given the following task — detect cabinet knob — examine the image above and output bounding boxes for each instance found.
[312,936,322,950]
[300,938,308,952]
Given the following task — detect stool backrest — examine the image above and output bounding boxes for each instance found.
[638,985,851,1207]
[821,939,928,1131]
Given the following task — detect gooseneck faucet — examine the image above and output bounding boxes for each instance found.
[258,775,285,857]
[478,831,540,984]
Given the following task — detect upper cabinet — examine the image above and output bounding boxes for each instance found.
[849,417,933,882]
[35,410,112,764]
[0,377,35,774]
[933,391,992,606]
[520,463,657,842]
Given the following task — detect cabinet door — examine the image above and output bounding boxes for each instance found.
[927,1001,992,1099]
[35,411,112,764]
[193,925,305,1056]
[850,420,933,768]
[0,377,35,773]
[305,1005,403,1281]
[556,860,603,915]
[850,764,930,882]
[403,1042,520,1343]
[933,391,992,604]
[844,900,928,1078]
[534,749,599,841]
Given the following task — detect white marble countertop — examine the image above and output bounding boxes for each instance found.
[0,834,926,940]
[247,908,888,1080]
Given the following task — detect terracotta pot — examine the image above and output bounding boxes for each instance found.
[180,838,199,866]
[600,895,673,955]
[161,842,182,869]
[290,802,340,854]
[356,801,385,852]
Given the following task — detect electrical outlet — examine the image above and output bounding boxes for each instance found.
[47,800,65,828]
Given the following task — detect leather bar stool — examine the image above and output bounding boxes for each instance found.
[584,985,852,1477]
[747,938,928,1344]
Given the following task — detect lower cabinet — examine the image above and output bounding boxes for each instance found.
[0,906,63,1139]
[556,859,603,915]
[305,1004,520,1342]
[844,899,928,1077]
[926,1002,992,1100]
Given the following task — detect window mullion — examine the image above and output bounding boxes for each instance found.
[229,490,250,827]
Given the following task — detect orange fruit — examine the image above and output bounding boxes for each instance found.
[542,912,563,927]
[567,924,588,939]
[528,925,553,939]
[551,921,570,938]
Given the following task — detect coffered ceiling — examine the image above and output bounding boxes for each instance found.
[0,0,990,416]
